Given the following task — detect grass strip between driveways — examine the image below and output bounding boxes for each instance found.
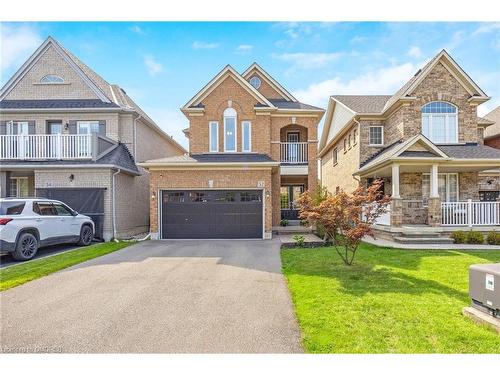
[282,242,500,354]
[0,241,131,291]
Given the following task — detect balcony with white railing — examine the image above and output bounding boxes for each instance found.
[442,200,500,226]
[0,134,94,160]
[280,142,308,164]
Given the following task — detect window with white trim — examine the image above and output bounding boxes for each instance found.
[209,121,218,152]
[421,101,458,143]
[223,108,237,152]
[422,173,458,204]
[369,126,383,146]
[40,75,64,84]
[6,121,29,135]
[77,121,99,134]
[332,148,338,165]
[242,121,251,152]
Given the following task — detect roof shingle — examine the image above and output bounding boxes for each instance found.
[331,95,391,114]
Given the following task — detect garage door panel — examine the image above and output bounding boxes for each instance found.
[161,190,262,239]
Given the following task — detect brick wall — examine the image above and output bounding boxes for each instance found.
[149,168,273,236]
[485,135,500,149]
[5,45,100,100]
[244,69,286,100]
[459,172,480,200]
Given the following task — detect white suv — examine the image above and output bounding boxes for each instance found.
[0,198,95,261]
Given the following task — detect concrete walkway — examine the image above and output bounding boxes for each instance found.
[364,236,500,250]
[0,240,302,353]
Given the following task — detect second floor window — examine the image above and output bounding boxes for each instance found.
[77,121,100,135]
[209,121,218,152]
[223,108,237,152]
[422,101,458,143]
[7,121,29,135]
[242,121,251,152]
[369,126,384,146]
[332,148,338,165]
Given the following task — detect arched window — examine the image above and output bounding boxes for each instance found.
[223,107,237,152]
[421,101,458,143]
[40,75,64,84]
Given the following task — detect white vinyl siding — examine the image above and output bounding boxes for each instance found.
[242,121,251,152]
[209,121,219,152]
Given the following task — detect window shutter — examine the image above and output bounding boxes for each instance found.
[0,121,6,135]
[28,121,36,134]
[68,121,77,134]
[98,120,106,136]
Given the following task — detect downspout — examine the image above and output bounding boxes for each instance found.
[133,114,142,161]
[112,168,121,240]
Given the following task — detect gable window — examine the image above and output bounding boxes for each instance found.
[332,148,338,165]
[242,121,251,152]
[249,76,261,89]
[422,173,458,204]
[369,126,384,146]
[223,108,237,152]
[421,101,458,143]
[40,75,64,84]
[209,121,219,152]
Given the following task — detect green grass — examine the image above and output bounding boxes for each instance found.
[0,241,131,291]
[282,242,500,353]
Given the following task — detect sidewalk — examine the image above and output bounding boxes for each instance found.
[363,236,500,250]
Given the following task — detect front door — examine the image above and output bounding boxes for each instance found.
[280,185,304,220]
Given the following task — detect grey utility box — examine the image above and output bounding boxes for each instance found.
[469,263,500,318]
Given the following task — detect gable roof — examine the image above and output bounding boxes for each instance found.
[0,36,112,103]
[182,65,276,110]
[383,49,489,112]
[242,62,297,102]
[331,95,392,114]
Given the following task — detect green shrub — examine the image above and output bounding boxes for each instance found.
[293,235,306,248]
[450,231,467,244]
[466,231,484,244]
[486,231,500,245]
[280,219,289,227]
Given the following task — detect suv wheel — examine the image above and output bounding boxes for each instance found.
[12,232,38,261]
[78,225,93,246]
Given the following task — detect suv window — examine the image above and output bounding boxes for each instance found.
[53,203,73,216]
[0,201,25,215]
[35,202,58,216]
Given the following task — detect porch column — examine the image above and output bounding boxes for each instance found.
[390,163,403,227]
[428,164,441,227]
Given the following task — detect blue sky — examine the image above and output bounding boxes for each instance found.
[1,22,499,148]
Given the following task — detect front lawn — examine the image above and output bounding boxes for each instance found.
[282,243,500,353]
[0,241,131,291]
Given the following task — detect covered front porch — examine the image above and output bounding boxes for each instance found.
[361,162,500,229]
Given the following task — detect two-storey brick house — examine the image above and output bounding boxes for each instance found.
[141,64,324,239]
[319,50,500,240]
[0,37,186,240]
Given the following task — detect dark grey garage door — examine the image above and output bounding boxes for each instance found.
[36,188,105,240]
[161,190,263,239]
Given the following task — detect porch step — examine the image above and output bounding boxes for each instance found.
[399,231,441,238]
[273,225,313,235]
[394,236,454,244]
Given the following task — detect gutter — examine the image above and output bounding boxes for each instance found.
[111,168,121,240]
[133,113,143,160]
[0,163,140,176]
[138,161,280,168]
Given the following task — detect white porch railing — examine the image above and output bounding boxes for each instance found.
[442,200,500,226]
[280,142,308,164]
[0,134,93,160]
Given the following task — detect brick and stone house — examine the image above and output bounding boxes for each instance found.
[0,37,186,240]
[140,63,324,239]
[318,50,500,240]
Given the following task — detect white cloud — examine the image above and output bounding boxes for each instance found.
[472,22,500,36]
[235,44,254,54]
[292,62,417,107]
[143,55,163,77]
[350,35,366,44]
[407,46,422,58]
[0,24,42,73]
[143,107,189,149]
[130,25,145,35]
[273,52,343,70]
[192,41,219,50]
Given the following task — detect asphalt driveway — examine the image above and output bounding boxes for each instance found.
[0,240,302,353]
